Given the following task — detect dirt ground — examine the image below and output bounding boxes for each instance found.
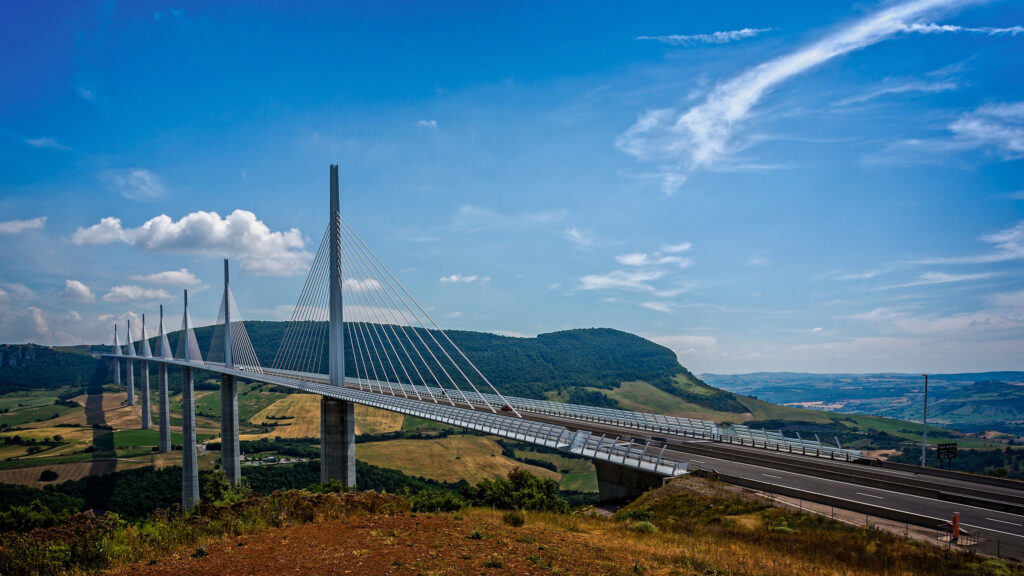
[107,511,633,576]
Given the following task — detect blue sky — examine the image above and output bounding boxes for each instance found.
[1,0,1022,374]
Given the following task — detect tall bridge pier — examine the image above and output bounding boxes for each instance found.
[125,320,135,406]
[112,324,121,393]
[321,164,356,486]
[157,305,171,453]
[220,259,241,485]
[181,290,200,510]
[140,315,152,429]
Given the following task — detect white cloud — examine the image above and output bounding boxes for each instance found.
[343,278,383,292]
[991,290,1024,308]
[902,23,1023,35]
[0,217,46,234]
[850,305,1024,336]
[62,279,95,302]
[661,242,692,253]
[915,220,1024,265]
[811,327,824,333]
[577,269,666,292]
[26,137,71,150]
[835,78,959,106]
[131,268,201,286]
[637,28,771,46]
[416,119,438,128]
[879,270,1000,290]
[615,252,691,268]
[103,168,166,200]
[0,306,53,344]
[451,205,566,233]
[71,210,311,276]
[947,102,1024,160]
[439,273,488,284]
[816,269,881,281]
[565,227,596,248]
[0,282,34,300]
[102,285,173,303]
[748,257,771,267]
[641,301,673,313]
[63,311,82,322]
[617,0,981,180]
[647,334,721,363]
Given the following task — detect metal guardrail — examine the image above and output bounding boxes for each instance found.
[104,356,688,478]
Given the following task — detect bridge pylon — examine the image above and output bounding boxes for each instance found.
[322,163,356,487]
[157,305,171,453]
[140,314,152,430]
[180,289,200,511]
[125,320,136,407]
[220,259,241,485]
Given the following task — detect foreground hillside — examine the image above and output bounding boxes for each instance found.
[1,472,1014,576]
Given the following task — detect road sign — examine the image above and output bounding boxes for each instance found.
[937,443,957,459]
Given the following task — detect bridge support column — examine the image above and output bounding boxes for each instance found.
[594,460,665,501]
[126,358,135,406]
[321,397,355,487]
[140,361,151,429]
[113,358,121,394]
[157,364,170,452]
[220,374,241,485]
[181,366,199,510]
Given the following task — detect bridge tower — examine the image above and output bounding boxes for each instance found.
[181,289,200,510]
[220,259,241,485]
[113,324,121,392]
[321,164,356,486]
[125,319,136,407]
[140,314,152,429]
[157,305,171,453]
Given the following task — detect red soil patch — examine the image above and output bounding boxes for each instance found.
[108,513,623,576]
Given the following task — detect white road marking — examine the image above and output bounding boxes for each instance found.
[762,474,782,479]
[986,517,1023,527]
[856,492,884,500]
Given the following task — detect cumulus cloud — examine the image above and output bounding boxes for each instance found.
[661,242,692,253]
[26,137,71,150]
[439,274,488,284]
[416,119,438,128]
[131,268,200,286]
[637,28,771,46]
[0,217,46,234]
[343,278,383,292]
[617,0,984,189]
[102,285,173,303]
[102,168,166,200]
[62,280,95,302]
[616,252,691,268]
[71,210,311,276]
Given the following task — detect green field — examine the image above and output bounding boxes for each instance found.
[0,404,78,427]
[514,448,597,492]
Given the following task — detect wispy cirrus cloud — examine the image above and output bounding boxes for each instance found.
[0,217,46,234]
[902,22,1023,35]
[637,27,771,47]
[440,273,489,284]
[878,270,1000,290]
[26,137,71,150]
[564,227,596,248]
[450,205,566,233]
[914,220,1024,265]
[102,168,166,200]
[617,0,988,191]
[578,269,666,292]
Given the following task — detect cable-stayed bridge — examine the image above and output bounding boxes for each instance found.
[100,166,1024,558]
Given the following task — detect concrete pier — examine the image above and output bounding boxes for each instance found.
[157,306,171,453]
[221,374,240,485]
[140,360,151,429]
[594,459,666,501]
[181,365,199,510]
[126,357,135,406]
[321,397,355,485]
[157,364,170,451]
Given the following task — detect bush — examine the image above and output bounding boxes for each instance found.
[502,510,525,527]
[410,489,467,513]
[459,469,568,513]
[628,521,658,534]
[39,470,59,482]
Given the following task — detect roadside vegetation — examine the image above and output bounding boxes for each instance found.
[1,471,1015,576]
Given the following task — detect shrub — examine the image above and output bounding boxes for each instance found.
[467,528,486,540]
[38,470,59,482]
[459,469,568,513]
[410,489,467,513]
[502,510,525,527]
[628,521,658,534]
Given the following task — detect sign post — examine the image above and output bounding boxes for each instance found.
[937,442,958,470]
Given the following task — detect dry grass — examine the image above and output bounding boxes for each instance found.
[243,394,404,441]
[357,435,560,484]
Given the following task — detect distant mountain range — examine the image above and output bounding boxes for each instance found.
[703,372,1024,435]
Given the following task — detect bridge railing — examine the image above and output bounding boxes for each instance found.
[341,377,862,462]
